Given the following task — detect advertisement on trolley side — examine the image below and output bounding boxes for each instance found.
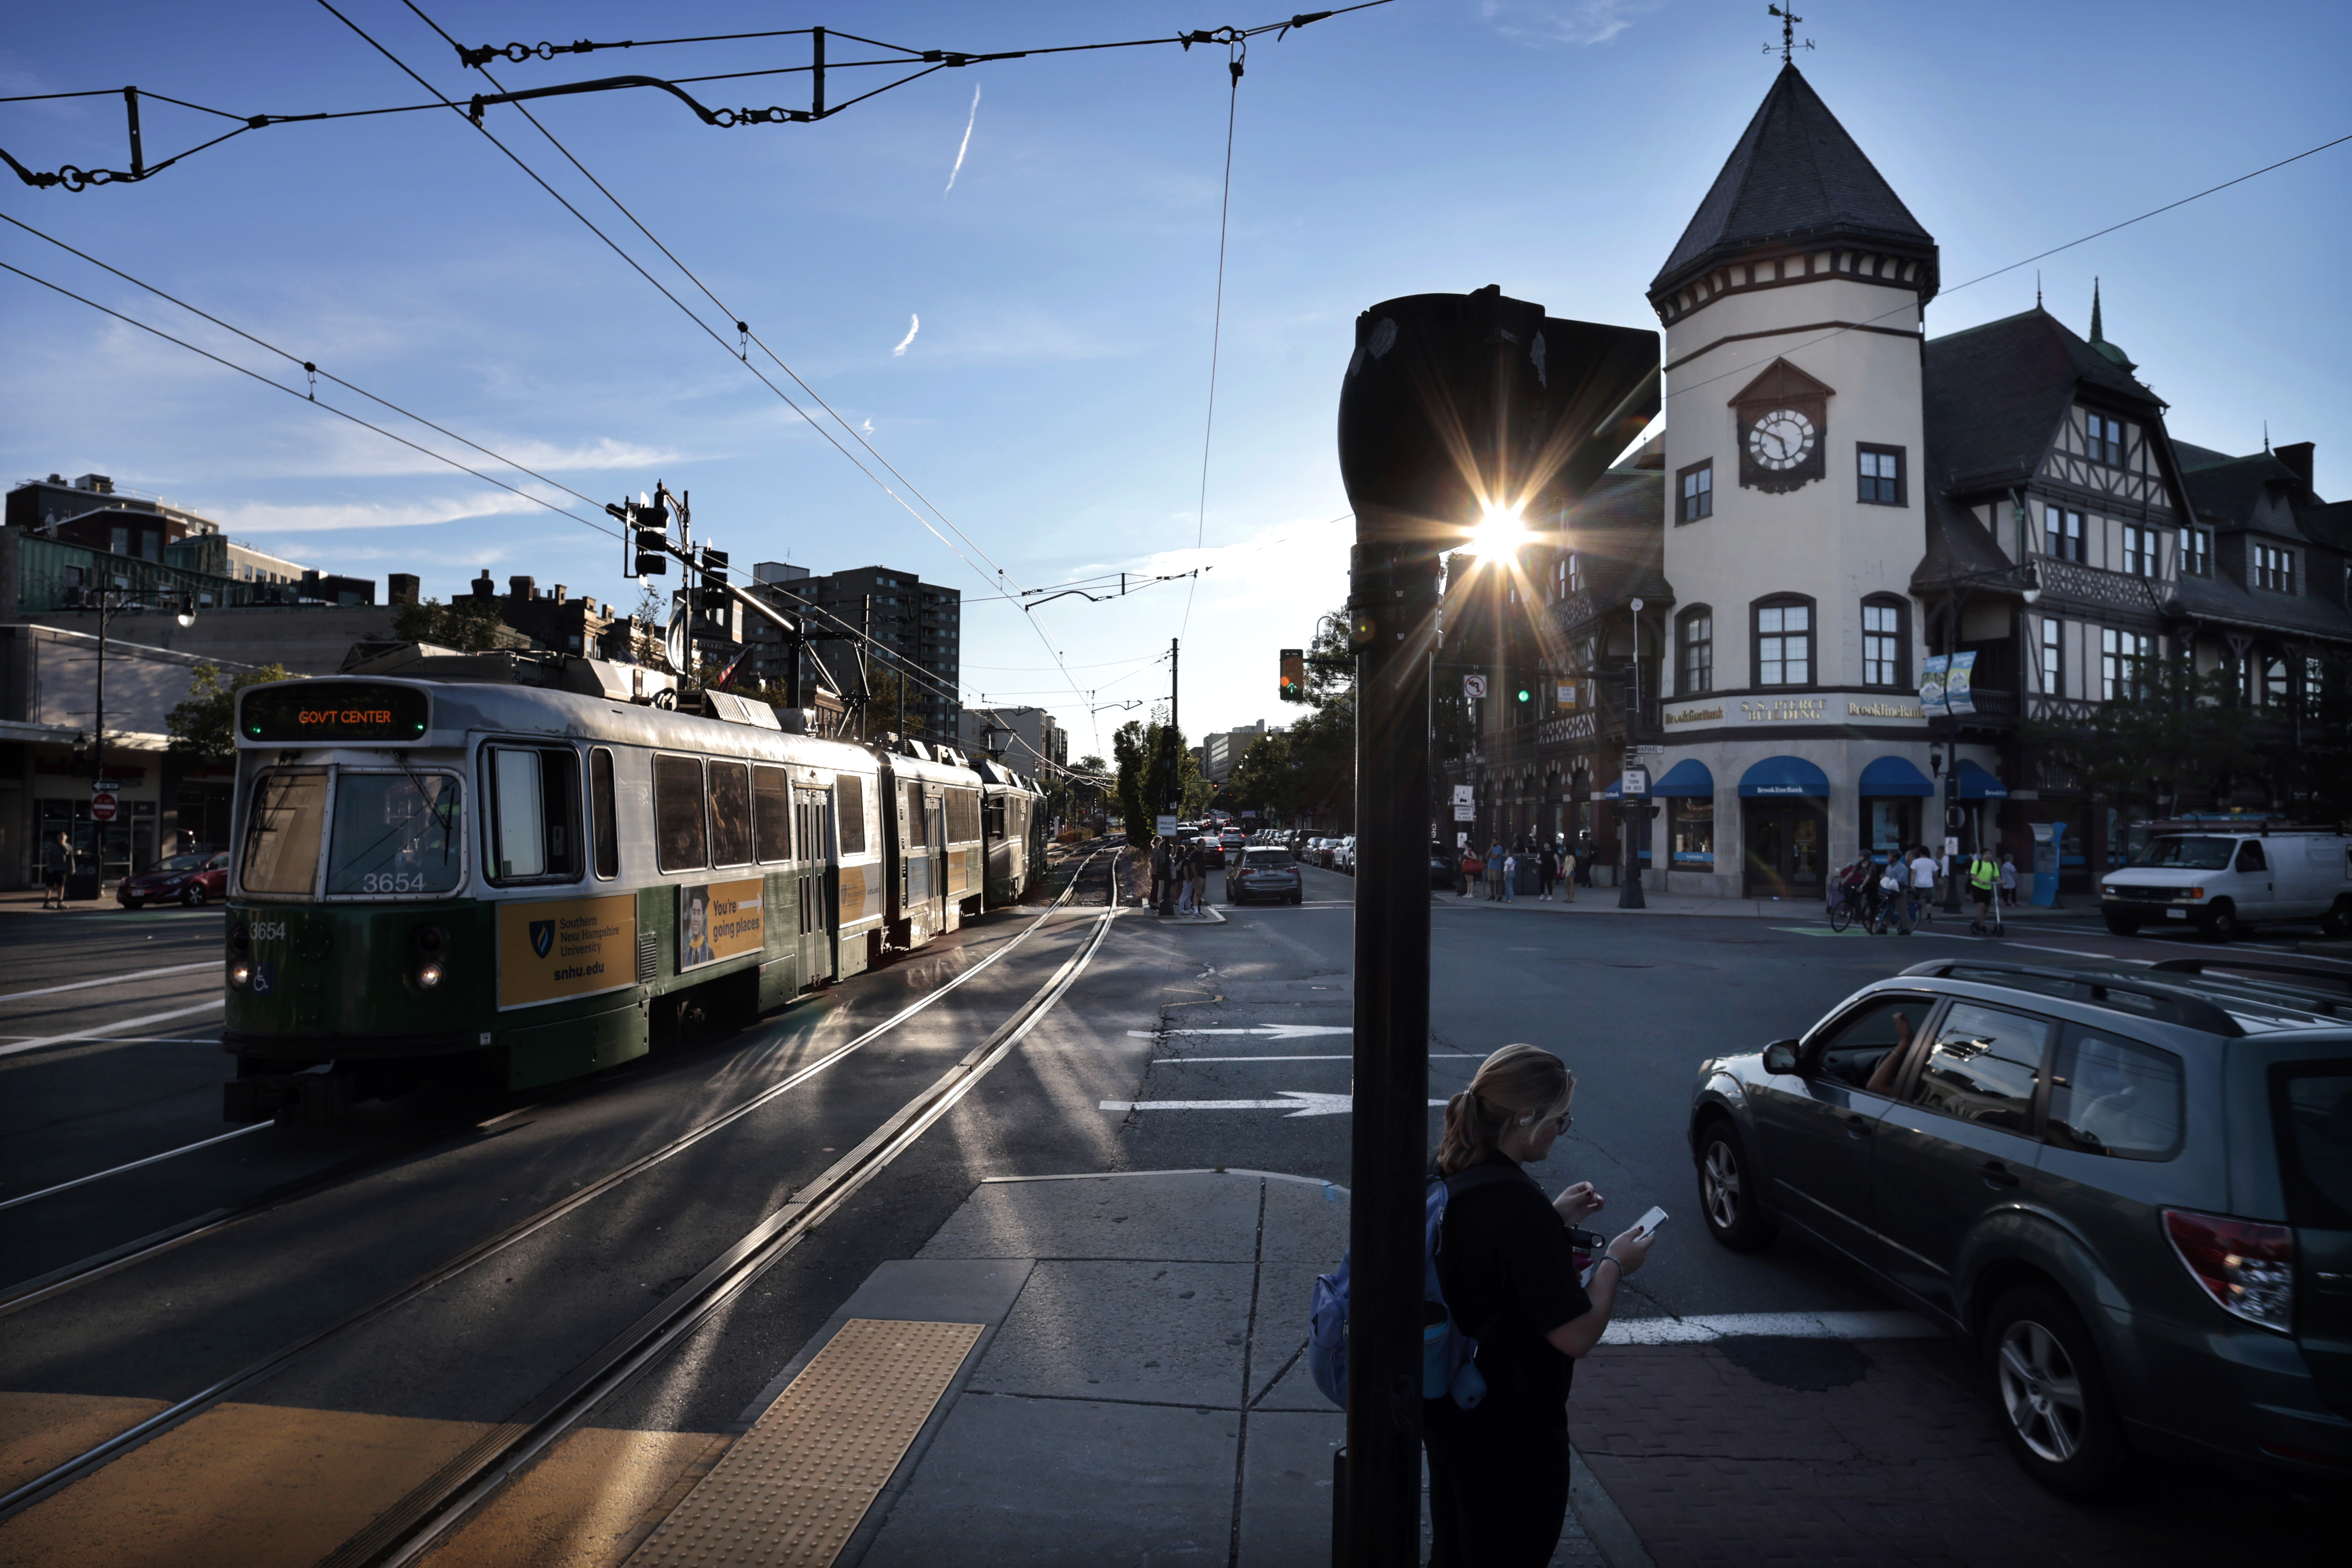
[679,878,764,972]
[497,894,637,1010]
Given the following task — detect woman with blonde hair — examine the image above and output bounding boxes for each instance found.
[1425,1044,1655,1567]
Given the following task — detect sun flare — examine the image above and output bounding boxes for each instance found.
[1464,501,1531,558]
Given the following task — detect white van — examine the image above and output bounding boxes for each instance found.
[2101,830,2352,940]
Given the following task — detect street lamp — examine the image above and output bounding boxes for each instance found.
[69,578,197,889]
[1929,561,2037,913]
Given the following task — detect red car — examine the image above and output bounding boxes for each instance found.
[117,850,230,908]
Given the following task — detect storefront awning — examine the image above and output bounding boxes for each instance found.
[1857,755,1934,797]
[1650,759,1715,798]
[1738,756,1830,797]
[1956,759,2008,799]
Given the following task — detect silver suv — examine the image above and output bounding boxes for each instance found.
[1687,957,2352,1493]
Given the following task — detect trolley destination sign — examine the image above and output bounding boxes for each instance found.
[239,681,432,744]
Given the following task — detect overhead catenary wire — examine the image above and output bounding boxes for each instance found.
[1180,34,1244,642]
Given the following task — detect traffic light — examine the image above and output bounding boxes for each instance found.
[1515,684,1531,704]
[634,524,670,576]
[1279,648,1305,702]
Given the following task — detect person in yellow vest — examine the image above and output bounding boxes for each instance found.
[1967,847,2002,934]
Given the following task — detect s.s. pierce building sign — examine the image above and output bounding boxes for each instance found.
[1663,694,1924,728]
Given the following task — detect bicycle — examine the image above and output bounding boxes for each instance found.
[1827,882,1857,932]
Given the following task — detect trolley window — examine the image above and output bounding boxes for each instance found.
[240,770,328,894]
[590,747,619,880]
[984,796,1006,841]
[653,755,708,872]
[327,772,463,896]
[837,774,867,855]
[485,746,581,883]
[754,765,791,862]
[708,761,753,867]
[947,787,980,844]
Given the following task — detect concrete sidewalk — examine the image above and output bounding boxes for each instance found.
[644,1169,1643,1567]
[1436,884,2079,923]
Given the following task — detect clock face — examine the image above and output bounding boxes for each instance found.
[1747,408,1818,471]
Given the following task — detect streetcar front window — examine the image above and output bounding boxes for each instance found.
[327,773,464,896]
[240,770,328,894]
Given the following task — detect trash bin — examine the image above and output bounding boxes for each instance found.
[1515,858,1544,895]
[64,868,101,903]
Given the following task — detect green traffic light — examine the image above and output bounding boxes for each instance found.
[1517,688,1530,702]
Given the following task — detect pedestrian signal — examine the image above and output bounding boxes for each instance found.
[1279,649,1305,702]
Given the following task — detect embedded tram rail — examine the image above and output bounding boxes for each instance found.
[0,848,1115,1563]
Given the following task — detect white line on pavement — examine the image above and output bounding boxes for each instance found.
[1101,1091,1450,1118]
[1603,1309,1939,1344]
[1150,1052,1484,1064]
[0,960,215,1004]
[0,1123,268,1211]
[0,999,226,1060]
[1125,1025,1353,1038]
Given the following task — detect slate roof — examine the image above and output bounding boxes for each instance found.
[1923,307,2163,496]
[1911,483,2018,593]
[1651,65,1935,301]
[2179,450,2311,538]
[2172,559,2352,643]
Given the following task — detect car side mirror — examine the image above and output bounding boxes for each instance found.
[1761,1040,1801,1076]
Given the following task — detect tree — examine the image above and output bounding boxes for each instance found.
[2021,657,2252,826]
[1112,720,1153,841]
[166,662,294,763]
[391,596,527,653]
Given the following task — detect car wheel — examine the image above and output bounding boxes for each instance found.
[2198,900,2240,943]
[2326,899,2352,939]
[2100,910,2140,936]
[1982,1286,2122,1496]
[119,896,143,910]
[182,884,207,907]
[1694,1121,1776,1251]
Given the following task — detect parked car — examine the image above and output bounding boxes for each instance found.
[2102,829,2352,940]
[1225,845,1302,905]
[1687,955,2352,1495]
[1331,835,1358,873]
[1428,844,1458,889]
[117,850,230,908]
[1193,834,1226,869]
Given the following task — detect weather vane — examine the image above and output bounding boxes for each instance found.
[1765,5,1815,63]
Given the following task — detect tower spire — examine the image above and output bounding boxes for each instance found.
[2090,277,2104,343]
[1766,5,1813,65]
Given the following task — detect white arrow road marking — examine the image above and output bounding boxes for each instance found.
[1125,1025,1352,1039]
[1101,1091,1448,1118]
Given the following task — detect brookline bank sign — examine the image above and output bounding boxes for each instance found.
[1663,693,1926,728]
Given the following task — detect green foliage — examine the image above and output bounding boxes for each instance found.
[166,662,294,763]
[391,596,523,653]
[1111,720,1153,842]
[2021,657,2252,821]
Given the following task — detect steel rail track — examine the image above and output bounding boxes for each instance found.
[0,851,1106,1526]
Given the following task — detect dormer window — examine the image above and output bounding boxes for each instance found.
[2178,526,2211,577]
[2085,412,2124,466]
[2252,544,2295,595]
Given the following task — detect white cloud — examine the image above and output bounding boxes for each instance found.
[944,83,982,196]
[892,314,921,357]
[1479,0,1663,46]
[207,491,567,534]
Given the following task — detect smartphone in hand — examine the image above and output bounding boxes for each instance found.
[1627,1206,1668,1240]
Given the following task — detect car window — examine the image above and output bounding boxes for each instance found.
[1242,848,1293,866]
[2133,836,2235,870]
[2274,1066,2352,1230]
[2045,1028,2185,1160]
[2235,841,2266,873]
[1907,1003,2050,1133]
[1803,995,1932,1091]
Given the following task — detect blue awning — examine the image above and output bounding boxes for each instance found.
[1857,755,1934,798]
[1650,759,1715,798]
[1956,759,2008,798]
[1738,756,1830,797]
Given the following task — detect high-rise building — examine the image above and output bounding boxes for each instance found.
[747,562,961,741]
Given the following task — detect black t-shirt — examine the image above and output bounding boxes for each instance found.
[1434,1156,1593,1424]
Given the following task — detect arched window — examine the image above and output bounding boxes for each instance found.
[1860,595,1909,689]
[1677,606,1714,695]
[1751,594,1816,688]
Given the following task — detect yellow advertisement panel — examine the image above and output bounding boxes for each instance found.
[497,894,637,1011]
[679,877,764,972]
[839,863,882,926]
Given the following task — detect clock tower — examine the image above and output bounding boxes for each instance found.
[1643,63,1941,898]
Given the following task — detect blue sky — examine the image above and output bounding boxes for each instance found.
[5,1,2346,754]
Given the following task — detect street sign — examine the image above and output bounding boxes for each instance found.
[1449,785,1474,805]
[1632,745,1665,755]
[91,779,122,793]
[1463,674,1487,700]
[1629,597,1644,612]
[1944,836,1960,858]
[1620,771,1648,797]
[90,791,119,823]
[1155,814,1179,836]
[1453,804,1475,821]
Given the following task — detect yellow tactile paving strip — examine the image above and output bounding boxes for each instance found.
[419,1428,733,1568]
[0,1391,169,1493]
[625,1318,983,1568]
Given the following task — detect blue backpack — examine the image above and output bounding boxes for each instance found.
[1307,1164,1527,1411]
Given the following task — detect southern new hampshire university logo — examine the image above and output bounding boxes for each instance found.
[530,919,555,958]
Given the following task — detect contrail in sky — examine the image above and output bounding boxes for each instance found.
[943,83,981,195]
[892,315,919,356]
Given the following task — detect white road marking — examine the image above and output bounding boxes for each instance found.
[0,1123,268,1211]
[0,960,215,1004]
[1150,1052,1484,1064]
[1603,1309,1939,1344]
[1126,1024,1352,1039]
[0,1036,222,1045]
[1101,1091,1449,1118]
[0,999,226,1060]
[1997,941,2154,963]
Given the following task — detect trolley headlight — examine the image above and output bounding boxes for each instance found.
[229,961,251,990]
[229,922,251,954]
[414,961,445,992]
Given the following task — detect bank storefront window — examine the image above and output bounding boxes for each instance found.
[1867,799,1912,859]
[1669,799,1715,866]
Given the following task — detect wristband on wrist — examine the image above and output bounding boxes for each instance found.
[1594,1254,1622,1281]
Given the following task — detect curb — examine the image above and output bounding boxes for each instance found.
[1570,1447,1657,1568]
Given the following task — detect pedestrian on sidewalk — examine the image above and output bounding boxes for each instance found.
[1907,844,1939,928]
[1500,849,1518,902]
[1458,846,1480,899]
[41,831,72,909]
[1537,841,1559,901]
[1575,829,1596,887]
[1999,850,2019,906]
[1190,841,1210,914]
[1175,841,1197,915]
[1150,835,1174,915]
[1427,1045,1657,1568]
[1486,840,1505,901]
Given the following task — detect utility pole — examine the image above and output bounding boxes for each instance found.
[1334,287,1657,1567]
